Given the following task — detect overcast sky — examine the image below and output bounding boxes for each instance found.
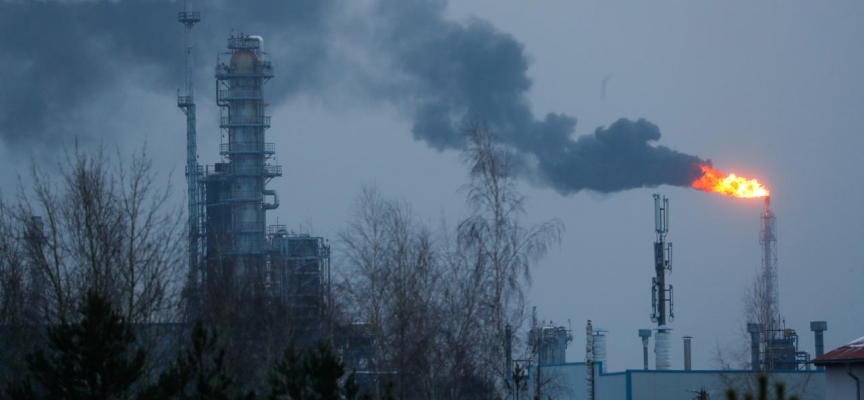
[2,0,863,372]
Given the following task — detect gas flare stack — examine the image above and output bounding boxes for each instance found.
[650,194,674,370]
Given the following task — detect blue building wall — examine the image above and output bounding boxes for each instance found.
[532,362,824,400]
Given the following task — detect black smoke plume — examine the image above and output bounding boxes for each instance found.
[372,0,707,193]
[0,0,335,147]
[1,0,707,193]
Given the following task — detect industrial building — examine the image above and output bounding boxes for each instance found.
[174,2,829,398]
[179,1,330,343]
[813,336,864,400]
[517,195,828,400]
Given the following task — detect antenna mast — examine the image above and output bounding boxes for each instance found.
[178,0,201,314]
[650,194,674,370]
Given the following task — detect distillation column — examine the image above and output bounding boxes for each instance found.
[215,35,279,275]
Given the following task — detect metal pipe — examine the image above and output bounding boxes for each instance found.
[586,320,594,400]
[683,336,692,371]
[639,329,651,371]
[263,189,279,210]
[810,321,827,370]
[748,323,761,371]
[249,35,264,52]
[848,363,861,400]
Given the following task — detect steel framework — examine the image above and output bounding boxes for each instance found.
[203,34,280,275]
[178,0,203,314]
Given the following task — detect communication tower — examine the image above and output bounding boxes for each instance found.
[178,0,203,314]
[650,194,674,370]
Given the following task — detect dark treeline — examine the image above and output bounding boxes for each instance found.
[0,126,561,399]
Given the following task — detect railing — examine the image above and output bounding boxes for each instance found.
[219,116,271,128]
[219,142,275,154]
[178,11,200,23]
[177,95,193,107]
[231,164,282,176]
[228,37,260,50]
[268,225,288,235]
[222,190,262,202]
[185,164,203,176]
[264,165,282,176]
[215,63,274,79]
[217,89,262,102]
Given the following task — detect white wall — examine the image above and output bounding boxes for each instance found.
[532,363,825,400]
[824,364,864,400]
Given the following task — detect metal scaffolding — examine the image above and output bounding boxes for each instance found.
[178,0,203,314]
[267,228,331,341]
[203,34,280,275]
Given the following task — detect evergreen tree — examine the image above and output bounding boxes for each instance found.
[267,342,360,400]
[138,320,251,400]
[6,290,146,400]
[725,375,800,400]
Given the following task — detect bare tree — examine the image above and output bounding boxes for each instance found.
[713,270,816,399]
[457,124,563,394]
[337,186,443,399]
[0,143,185,384]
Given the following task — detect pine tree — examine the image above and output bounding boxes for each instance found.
[725,375,800,400]
[137,320,251,400]
[6,290,146,400]
[267,342,360,400]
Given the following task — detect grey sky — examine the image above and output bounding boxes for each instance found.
[1,0,862,371]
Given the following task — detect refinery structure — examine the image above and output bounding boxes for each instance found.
[519,195,829,400]
[174,2,830,399]
[179,1,329,341]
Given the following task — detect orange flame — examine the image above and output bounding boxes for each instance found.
[692,164,769,198]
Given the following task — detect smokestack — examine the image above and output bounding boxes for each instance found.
[593,328,608,373]
[655,327,672,370]
[586,320,594,400]
[683,336,693,371]
[639,329,652,370]
[810,321,827,370]
[748,323,762,371]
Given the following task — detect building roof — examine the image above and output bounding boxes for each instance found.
[813,336,864,365]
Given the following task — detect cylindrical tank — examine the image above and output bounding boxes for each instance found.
[811,321,827,371]
[586,320,594,400]
[748,323,762,371]
[683,336,692,371]
[593,328,608,373]
[655,327,672,370]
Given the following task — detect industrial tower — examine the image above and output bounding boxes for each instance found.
[203,34,279,274]
[198,33,330,340]
[760,196,779,333]
[178,0,202,313]
[650,194,674,370]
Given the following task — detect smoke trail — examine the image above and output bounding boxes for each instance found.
[2,0,707,193]
[0,0,336,147]
[372,0,707,193]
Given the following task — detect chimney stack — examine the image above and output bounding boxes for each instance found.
[638,329,652,370]
[683,336,693,371]
[747,323,762,371]
[810,321,827,370]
